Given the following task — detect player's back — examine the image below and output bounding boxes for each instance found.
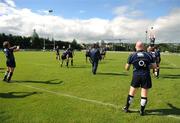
[4,48,15,61]
[128,51,153,75]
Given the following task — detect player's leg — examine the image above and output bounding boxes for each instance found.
[66,57,69,67]
[7,67,14,82]
[92,61,98,74]
[3,67,10,81]
[140,88,148,116]
[71,58,73,66]
[123,86,137,112]
[156,63,160,78]
[61,56,64,67]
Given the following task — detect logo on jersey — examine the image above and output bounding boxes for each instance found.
[138,60,145,67]
[137,52,144,57]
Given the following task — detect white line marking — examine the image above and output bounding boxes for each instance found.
[18,84,120,109]
[16,83,180,120]
[167,115,180,120]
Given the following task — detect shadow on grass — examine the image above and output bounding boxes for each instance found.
[161,67,180,69]
[0,92,41,98]
[146,103,180,116]
[97,72,128,76]
[160,74,180,79]
[12,79,64,85]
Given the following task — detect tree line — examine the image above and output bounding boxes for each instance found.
[0,33,179,52]
[0,33,82,50]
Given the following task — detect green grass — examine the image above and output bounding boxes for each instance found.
[0,51,180,123]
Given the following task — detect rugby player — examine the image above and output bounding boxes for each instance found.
[100,47,107,60]
[67,48,74,66]
[61,50,68,67]
[123,41,156,116]
[3,41,20,82]
[147,46,159,78]
[85,48,91,63]
[149,27,155,46]
[154,46,161,78]
[89,44,102,75]
[55,45,60,60]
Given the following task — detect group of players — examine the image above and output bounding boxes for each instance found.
[2,39,161,116]
[55,46,74,67]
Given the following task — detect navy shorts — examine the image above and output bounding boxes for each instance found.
[61,55,66,60]
[6,60,16,68]
[131,73,152,89]
[68,53,73,58]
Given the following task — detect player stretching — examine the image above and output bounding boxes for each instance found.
[55,46,60,60]
[3,41,20,82]
[123,41,156,116]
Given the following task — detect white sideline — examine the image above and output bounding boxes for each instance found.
[17,83,180,120]
[18,84,120,109]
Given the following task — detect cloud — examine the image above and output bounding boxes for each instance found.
[0,1,180,43]
[3,0,16,7]
[113,6,143,18]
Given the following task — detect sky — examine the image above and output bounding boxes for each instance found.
[0,0,180,43]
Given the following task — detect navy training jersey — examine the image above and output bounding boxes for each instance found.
[4,48,16,62]
[56,47,60,54]
[90,48,101,62]
[127,51,154,74]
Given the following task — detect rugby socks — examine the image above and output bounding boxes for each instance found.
[124,95,134,112]
[71,60,73,66]
[3,71,9,81]
[7,72,13,82]
[66,61,69,67]
[140,97,147,116]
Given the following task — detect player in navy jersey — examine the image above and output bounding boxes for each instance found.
[147,46,159,78]
[67,48,74,66]
[3,41,20,82]
[123,41,156,116]
[55,46,60,60]
[100,47,107,60]
[89,44,102,75]
[154,46,161,78]
[61,50,68,67]
[85,48,91,63]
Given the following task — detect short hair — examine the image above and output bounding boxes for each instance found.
[3,41,10,48]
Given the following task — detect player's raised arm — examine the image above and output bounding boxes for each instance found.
[13,46,20,52]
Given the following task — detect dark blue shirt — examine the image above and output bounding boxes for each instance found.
[90,48,102,62]
[127,51,154,74]
[4,48,15,62]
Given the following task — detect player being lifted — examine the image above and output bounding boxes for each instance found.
[55,45,60,60]
[3,41,20,82]
[149,27,156,46]
[123,41,156,116]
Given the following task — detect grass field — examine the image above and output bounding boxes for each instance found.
[0,51,180,123]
